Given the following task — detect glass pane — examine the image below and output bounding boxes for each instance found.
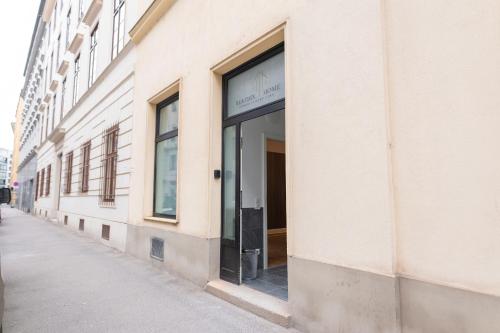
[154,137,178,217]
[158,99,179,135]
[223,126,236,240]
[227,51,284,117]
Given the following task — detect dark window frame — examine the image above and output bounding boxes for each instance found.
[153,93,179,219]
[219,43,285,283]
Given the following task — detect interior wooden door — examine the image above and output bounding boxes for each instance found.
[266,139,287,267]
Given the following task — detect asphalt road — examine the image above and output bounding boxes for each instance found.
[0,207,294,333]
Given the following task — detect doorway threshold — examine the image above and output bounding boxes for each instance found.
[244,265,288,300]
[205,279,290,327]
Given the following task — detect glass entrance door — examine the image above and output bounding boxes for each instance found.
[220,43,285,285]
[220,125,241,283]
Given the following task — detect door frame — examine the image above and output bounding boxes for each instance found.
[220,43,285,284]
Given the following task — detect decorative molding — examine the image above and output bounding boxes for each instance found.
[148,78,181,104]
[49,79,59,92]
[144,216,178,224]
[211,22,286,75]
[57,60,69,76]
[68,32,84,54]
[129,0,176,44]
[82,0,103,28]
[47,127,65,144]
[43,93,52,103]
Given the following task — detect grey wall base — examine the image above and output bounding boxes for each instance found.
[289,256,500,333]
[400,277,500,333]
[289,256,400,333]
[125,225,220,287]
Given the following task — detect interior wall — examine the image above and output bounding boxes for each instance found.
[241,110,285,210]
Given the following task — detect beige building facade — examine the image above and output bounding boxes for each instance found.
[10,97,24,206]
[124,0,500,332]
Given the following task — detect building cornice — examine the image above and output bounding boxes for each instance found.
[129,0,176,44]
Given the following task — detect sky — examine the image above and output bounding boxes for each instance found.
[0,2,41,151]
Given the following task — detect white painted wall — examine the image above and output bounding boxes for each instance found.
[241,110,285,209]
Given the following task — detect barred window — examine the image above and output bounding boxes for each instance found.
[35,171,40,201]
[100,124,119,205]
[112,0,125,59]
[65,151,73,194]
[88,24,98,87]
[45,164,51,196]
[40,169,45,198]
[80,141,91,192]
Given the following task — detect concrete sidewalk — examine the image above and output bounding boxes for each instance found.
[0,207,296,333]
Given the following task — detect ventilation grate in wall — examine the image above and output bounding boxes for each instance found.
[79,219,84,231]
[150,237,164,261]
[101,224,110,240]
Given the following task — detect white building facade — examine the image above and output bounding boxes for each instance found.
[0,148,12,189]
[30,0,137,251]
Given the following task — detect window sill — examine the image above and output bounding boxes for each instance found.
[144,216,178,224]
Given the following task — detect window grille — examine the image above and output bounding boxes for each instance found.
[40,168,45,197]
[80,141,91,192]
[45,164,51,196]
[65,151,73,194]
[35,172,40,201]
[99,124,119,205]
